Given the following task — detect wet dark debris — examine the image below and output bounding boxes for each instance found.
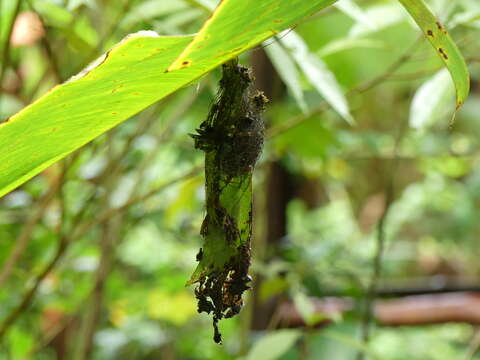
[190,60,267,344]
[194,245,252,344]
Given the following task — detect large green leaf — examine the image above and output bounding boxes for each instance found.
[167,0,337,72]
[398,0,470,108]
[0,0,338,198]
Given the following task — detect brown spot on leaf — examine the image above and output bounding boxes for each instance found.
[438,47,449,60]
[111,89,117,93]
[273,19,283,23]
[436,21,447,34]
[427,29,434,37]
[111,112,118,115]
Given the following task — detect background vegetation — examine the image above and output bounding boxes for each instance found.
[1,0,480,359]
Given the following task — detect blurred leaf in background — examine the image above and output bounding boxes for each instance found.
[1,0,480,359]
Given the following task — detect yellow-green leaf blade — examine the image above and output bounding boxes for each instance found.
[398,0,470,108]
[0,33,193,198]
[167,0,338,72]
[0,0,339,198]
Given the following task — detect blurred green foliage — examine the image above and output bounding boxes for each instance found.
[1,0,480,359]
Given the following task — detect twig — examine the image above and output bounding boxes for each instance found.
[73,121,126,360]
[0,234,69,339]
[1,91,200,330]
[72,166,201,240]
[60,101,168,234]
[74,219,119,360]
[73,83,206,232]
[355,101,410,360]
[20,164,195,357]
[96,102,161,183]
[386,55,480,82]
[21,168,197,357]
[267,37,423,138]
[356,37,423,93]
[0,159,70,340]
[81,0,133,68]
[0,178,61,287]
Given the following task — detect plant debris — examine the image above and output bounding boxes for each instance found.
[189,59,267,344]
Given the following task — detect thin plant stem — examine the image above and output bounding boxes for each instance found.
[355,101,409,360]
[74,219,119,360]
[0,234,69,339]
[356,181,393,360]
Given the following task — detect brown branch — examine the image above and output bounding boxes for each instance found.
[277,292,480,328]
[376,293,480,326]
[0,146,82,287]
